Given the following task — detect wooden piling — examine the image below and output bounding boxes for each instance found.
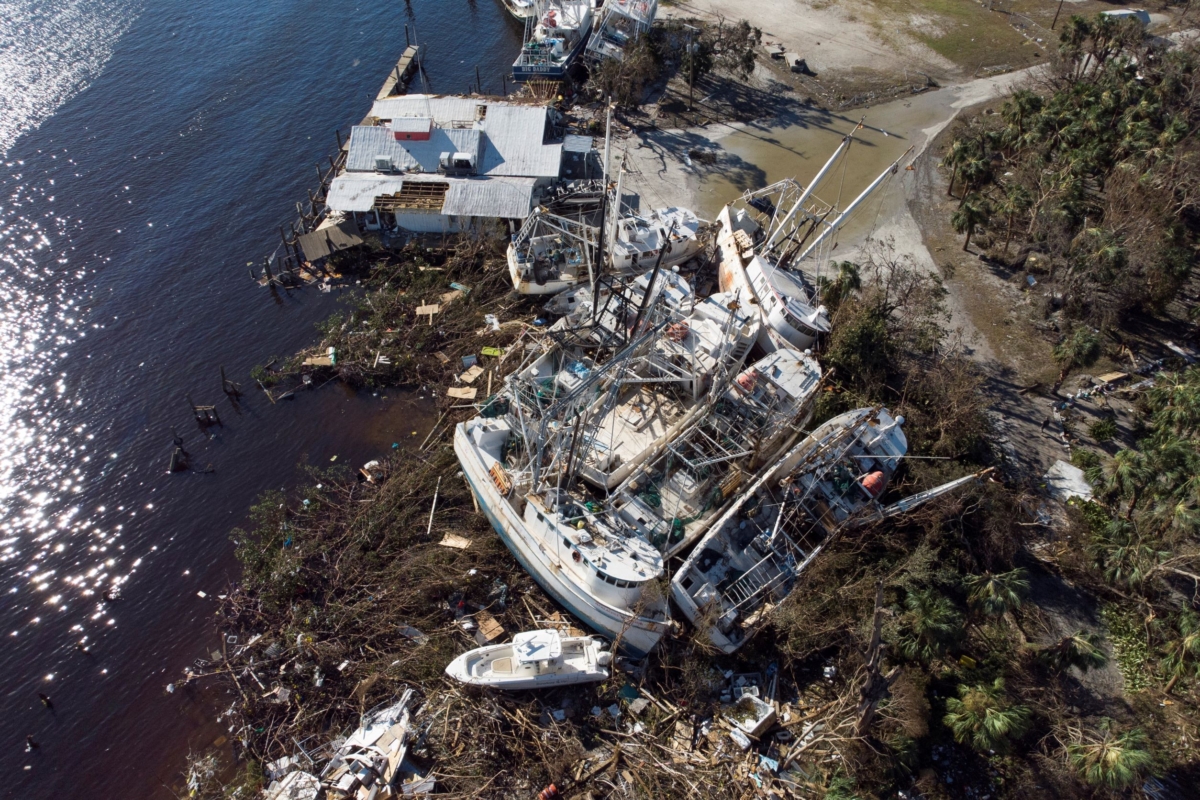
[475,65,482,94]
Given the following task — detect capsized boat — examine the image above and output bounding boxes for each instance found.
[320,689,419,799]
[586,0,658,63]
[671,408,985,653]
[445,628,611,689]
[715,130,912,352]
[513,0,594,81]
[610,347,822,558]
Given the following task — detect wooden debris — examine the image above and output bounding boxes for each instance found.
[458,365,485,384]
[447,386,477,400]
[416,304,440,324]
[438,533,472,550]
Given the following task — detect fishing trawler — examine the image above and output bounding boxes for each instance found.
[608,206,704,274]
[672,407,984,653]
[445,629,611,689]
[501,0,539,21]
[512,0,594,82]
[716,131,912,352]
[609,347,822,558]
[509,205,703,296]
[507,209,597,296]
[586,0,658,63]
[570,292,759,491]
[455,288,757,655]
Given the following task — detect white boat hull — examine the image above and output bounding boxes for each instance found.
[445,632,609,689]
[508,244,580,296]
[454,424,668,656]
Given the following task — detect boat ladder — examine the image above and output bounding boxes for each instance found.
[722,545,798,613]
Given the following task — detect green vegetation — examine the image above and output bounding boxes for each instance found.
[943,678,1031,753]
[1067,724,1155,789]
[942,15,1200,328]
[1039,630,1109,673]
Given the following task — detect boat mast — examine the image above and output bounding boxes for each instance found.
[763,123,860,252]
[794,147,913,264]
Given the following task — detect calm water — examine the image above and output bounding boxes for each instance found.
[0,1,521,797]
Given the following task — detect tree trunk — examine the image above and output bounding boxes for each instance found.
[963,229,973,252]
[948,166,959,197]
[1004,213,1014,253]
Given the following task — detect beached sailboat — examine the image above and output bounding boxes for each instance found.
[671,407,984,653]
[586,0,658,63]
[512,0,594,82]
[715,130,912,352]
[609,347,822,558]
[445,628,611,689]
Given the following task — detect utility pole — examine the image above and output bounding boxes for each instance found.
[1051,0,1065,30]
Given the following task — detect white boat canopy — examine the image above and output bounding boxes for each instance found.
[514,629,563,662]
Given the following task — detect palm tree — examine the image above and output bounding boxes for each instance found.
[965,569,1029,617]
[818,260,862,311]
[1161,611,1200,693]
[942,137,974,197]
[1040,630,1109,672]
[951,194,990,252]
[1067,725,1154,790]
[1086,518,1166,587]
[998,184,1032,253]
[1102,448,1150,519]
[943,679,1031,753]
[1052,327,1102,385]
[1001,89,1044,143]
[896,588,963,663]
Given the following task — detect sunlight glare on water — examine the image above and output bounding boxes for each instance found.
[0,0,141,640]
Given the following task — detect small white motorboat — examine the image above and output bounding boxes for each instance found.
[445,629,611,689]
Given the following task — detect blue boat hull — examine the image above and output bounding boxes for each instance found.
[512,29,591,81]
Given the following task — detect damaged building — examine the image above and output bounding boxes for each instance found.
[326,95,579,235]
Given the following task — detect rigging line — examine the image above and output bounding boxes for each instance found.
[865,165,898,242]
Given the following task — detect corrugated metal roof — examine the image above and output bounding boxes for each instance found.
[442,177,537,219]
[369,96,563,179]
[369,95,484,125]
[391,117,432,133]
[326,174,408,212]
[478,104,561,178]
[326,173,536,219]
[563,134,594,153]
[345,125,480,173]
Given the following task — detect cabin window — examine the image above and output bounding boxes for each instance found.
[595,569,637,589]
[536,512,545,522]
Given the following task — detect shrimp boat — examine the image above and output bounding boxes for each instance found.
[509,204,704,296]
[455,290,756,656]
[586,0,658,63]
[671,408,984,653]
[512,0,594,82]
[609,347,822,558]
[508,209,597,296]
[608,206,704,274]
[501,0,539,21]
[716,129,913,352]
[319,690,419,799]
[570,292,759,491]
[445,629,611,689]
